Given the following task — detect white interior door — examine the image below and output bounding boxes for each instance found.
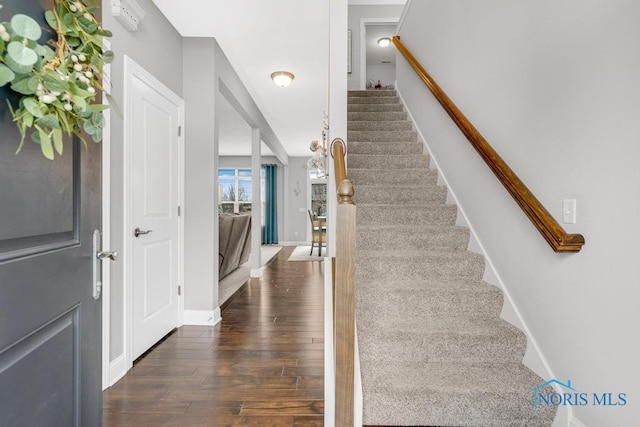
[129,61,183,361]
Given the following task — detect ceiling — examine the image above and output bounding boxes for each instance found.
[152,0,405,157]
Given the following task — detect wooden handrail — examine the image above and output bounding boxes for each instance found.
[331,137,356,426]
[393,36,585,252]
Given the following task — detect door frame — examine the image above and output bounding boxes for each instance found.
[102,39,112,390]
[122,55,185,369]
[359,17,400,90]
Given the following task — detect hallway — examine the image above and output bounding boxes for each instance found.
[103,247,325,426]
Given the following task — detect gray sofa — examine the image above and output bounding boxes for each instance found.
[218,214,252,280]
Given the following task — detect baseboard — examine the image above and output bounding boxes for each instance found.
[250,267,265,278]
[568,415,586,427]
[108,353,128,388]
[281,241,308,246]
[183,308,221,326]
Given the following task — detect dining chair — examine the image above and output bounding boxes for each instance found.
[308,210,326,256]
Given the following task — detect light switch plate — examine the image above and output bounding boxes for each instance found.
[563,199,576,224]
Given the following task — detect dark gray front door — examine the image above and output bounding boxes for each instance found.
[0,1,102,426]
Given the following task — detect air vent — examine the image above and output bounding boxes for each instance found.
[381,61,392,64]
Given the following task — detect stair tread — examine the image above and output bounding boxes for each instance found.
[361,361,556,425]
[350,90,555,426]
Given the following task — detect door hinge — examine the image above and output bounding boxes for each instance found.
[178,285,181,296]
[178,125,182,137]
[178,206,181,216]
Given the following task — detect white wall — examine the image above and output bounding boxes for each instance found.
[366,63,395,88]
[397,1,640,425]
[103,0,183,363]
[183,39,289,317]
[182,38,218,314]
[347,5,404,90]
[284,157,312,244]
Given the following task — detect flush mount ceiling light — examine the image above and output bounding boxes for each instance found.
[378,37,392,48]
[271,71,295,88]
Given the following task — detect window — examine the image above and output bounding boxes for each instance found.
[218,168,266,223]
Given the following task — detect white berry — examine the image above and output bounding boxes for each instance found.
[78,54,86,62]
[85,71,93,78]
[0,32,9,42]
[71,55,78,62]
[64,103,73,111]
[0,24,6,33]
[74,63,82,72]
[40,94,55,104]
[88,87,96,94]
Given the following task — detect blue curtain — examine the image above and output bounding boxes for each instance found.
[262,164,278,244]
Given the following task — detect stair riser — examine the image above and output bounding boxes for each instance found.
[348,121,413,131]
[349,154,428,169]
[357,227,469,252]
[357,205,457,227]
[363,389,556,427]
[358,330,525,364]
[349,169,438,186]
[354,186,446,205]
[348,90,397,97]
[357,288,503,319]
[356,253,485,282]
[348,96,400,104]
[348,112,407,121]
[348,130,417,142]
[348,104,404,112]
[348,141,423,155]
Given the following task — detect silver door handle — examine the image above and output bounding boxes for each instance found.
[97,250,118,261]
[134,227,152,237]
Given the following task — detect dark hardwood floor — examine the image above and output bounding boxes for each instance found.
[103,247,325,426]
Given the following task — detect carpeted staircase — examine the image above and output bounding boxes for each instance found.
[347,90,556,426]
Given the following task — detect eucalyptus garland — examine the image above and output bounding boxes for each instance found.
[0,0,113,159]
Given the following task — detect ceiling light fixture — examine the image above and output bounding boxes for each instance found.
[271,71,295,88]
[377,37,392,48]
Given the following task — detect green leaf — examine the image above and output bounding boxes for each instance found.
[103,50,114,64]
[91,127,102,142]
[4,54,34,74]
[100,29,113,38]
[63,13,74,27]
[22,97,44,118]
[87,103,109,113]
[0,64,15,87]
[83,116,96,134]
[44,10,58,30]
[23,112,34,128]
[38,127,54,160]
[43,70,68,92]
[52,128,63,155]
[31,129,41,144]
[11,14,42,41]
[10,76,35,94]
[67,37,81,47]
[91,111,103,128]
[106,93,122,118]
[7,41,38,66]
[35,44,55,61]
[72,95,87,112]
[27,76,40,92]
[37,114,59,129]
[0,39,5,54]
